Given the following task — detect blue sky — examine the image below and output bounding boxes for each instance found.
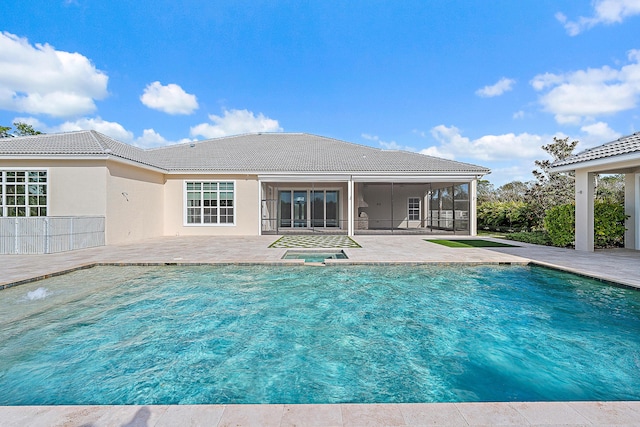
[1,0,639,185]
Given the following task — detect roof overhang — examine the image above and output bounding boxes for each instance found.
[258,172,487,183]
[0,154,168,174]
[552,151,640,173]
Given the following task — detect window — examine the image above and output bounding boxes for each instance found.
[0,170,47,217]
[185,181,234,225]
[408,197,421,221]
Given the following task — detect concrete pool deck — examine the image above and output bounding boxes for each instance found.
[1,235,639,426]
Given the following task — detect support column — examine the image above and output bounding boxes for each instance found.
[258,179,263,235]
[625,173,639,250]
[575,170,595,251]
[347,178,354,236]
[470,179,478,236]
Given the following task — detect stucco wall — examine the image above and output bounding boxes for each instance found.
[164,175,260,236]
[105,161,165,244]
[0,159,108,216]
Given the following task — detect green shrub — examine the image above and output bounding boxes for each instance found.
[594,201,627,248]
[477,201,534,232]
[544,204,575,247]
[539,201,627,248]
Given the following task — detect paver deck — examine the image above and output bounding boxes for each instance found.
[1,235,639,426]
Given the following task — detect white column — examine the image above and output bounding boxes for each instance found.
[347,178,354,236]
[626,173,639,250]
[575,170,595,251]
[470,179,478,236]
[258,179,263,236]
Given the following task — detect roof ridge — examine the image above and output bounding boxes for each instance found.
[87,130,111,152]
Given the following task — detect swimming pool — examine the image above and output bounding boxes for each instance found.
[0,264,639,405]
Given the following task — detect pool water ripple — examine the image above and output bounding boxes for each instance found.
[0,264,639,405]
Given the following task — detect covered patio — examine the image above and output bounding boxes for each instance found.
[552,132,640,251]
[259,176,478,236]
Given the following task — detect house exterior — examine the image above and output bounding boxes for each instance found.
[552,132,640,252]
[0,131,489,253]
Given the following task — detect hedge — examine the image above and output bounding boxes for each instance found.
[543,202,627,248]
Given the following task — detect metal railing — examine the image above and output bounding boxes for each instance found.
[0,216,105,254]
[260,217,470,235]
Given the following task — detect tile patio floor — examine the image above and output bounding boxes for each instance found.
[1,235,639,426]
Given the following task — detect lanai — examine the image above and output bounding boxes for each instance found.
[552,132,640,251]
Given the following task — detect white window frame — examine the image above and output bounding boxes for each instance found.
[183,180,236,226]
[0,168,49,217]
[408,196,421,221]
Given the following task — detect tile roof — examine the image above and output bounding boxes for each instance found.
[0,131,490,175]
[0,130,156,168]
[149,133,490,173]
[553,132,640,167]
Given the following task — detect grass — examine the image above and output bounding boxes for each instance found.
[425,239,519,248]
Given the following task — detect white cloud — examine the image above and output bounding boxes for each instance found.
[47,117,192,148]
[133,128,194,148]
[579,121,622,147]
[361,133,416,151]
[419,146,455,160]
[429,125,543,161]
[557,0,640,35]
[531,50,640,124]
[135,128,169,148]
[190,108,282,138]
[368,124,626,186]
[512,110,525,119]
[475,77,516,98]
[140,81,198,115]
[0,32,108,117]
[489,164,537,186]
[54,117,134,142]
[363,133,455,159]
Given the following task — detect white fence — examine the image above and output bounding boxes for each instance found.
[0,217,105,254]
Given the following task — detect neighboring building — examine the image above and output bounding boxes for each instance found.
[0,131,489,253]
[552,132,640,251]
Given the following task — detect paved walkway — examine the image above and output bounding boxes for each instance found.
[1,235,639,426]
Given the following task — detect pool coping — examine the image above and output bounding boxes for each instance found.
[2,259,638,292]
[2,401,640,426]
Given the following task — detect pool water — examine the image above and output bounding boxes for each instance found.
[0,264,639,405]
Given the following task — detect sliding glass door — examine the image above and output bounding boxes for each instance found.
[279,191,291,227]
[279,189,339,229]
[293,191,307,227]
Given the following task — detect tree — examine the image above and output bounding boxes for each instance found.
[0,125,11,138]
[0,122,43,137]
[596,174,624,204]
[525,136,578,228]
[477,179,496,204]
[496,181,529,202]
[14,122,42,136]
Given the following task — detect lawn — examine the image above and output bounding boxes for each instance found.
[425,239,518,248]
